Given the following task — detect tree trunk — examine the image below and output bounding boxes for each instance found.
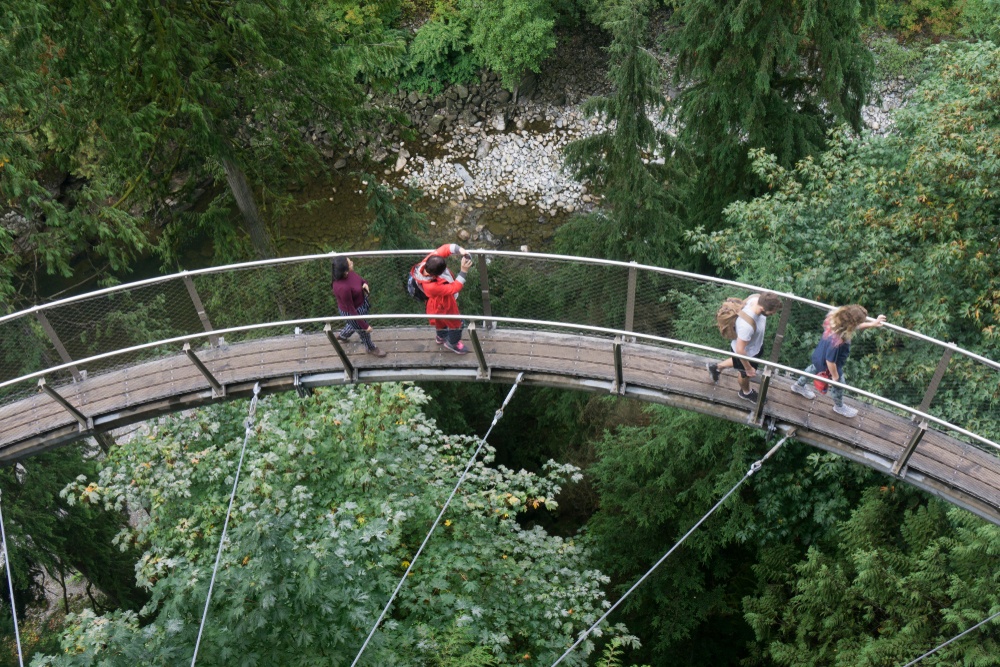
[221,157,276,259]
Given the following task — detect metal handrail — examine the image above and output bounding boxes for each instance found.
[4,312,998,456]
[3,250,997,372]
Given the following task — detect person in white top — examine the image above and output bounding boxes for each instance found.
[706,292,783,403]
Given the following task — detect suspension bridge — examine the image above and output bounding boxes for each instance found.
[1,250,998,527]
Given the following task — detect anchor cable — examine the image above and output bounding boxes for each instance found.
[191,383,261,666]
[900,608,1000,667]
[350,374,525,667]
[550,432,793,667]
[0,491,24,667]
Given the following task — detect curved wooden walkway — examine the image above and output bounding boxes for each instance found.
[2,326,998,525]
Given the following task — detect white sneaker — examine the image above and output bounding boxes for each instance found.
[791,383,816,399]
[832,404,858,418]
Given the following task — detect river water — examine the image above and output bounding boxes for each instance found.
[278,153,568,258]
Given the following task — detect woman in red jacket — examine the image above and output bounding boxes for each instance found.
[410,243,474,354]
[331,256,387,357]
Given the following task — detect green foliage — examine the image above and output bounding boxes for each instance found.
[403,0,561,93]
[39,385,631,665]
[586,406,766,663]
[561,0,691,265]
[875,0,966,40]
[1,0,405,289]
[0,446,147,665]
[593,635,650,667]
[404,2,479,93]
[0,1,152,301]
[358,173,430,249]
[423,623,499,666]
[960,0,1000,41]
[583,396,1000,666]
[690,42,1000,422]
[326,0,406,41]
[667,0,876,229]
[744,490,1000,666]
[465,0,558,91]
[691,42,1000,437]
[869,35,927,80]
[678,51,1000,664]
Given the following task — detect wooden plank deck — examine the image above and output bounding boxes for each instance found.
[2,326,998,525]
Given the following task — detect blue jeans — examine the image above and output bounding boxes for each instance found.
[796,363,844,407]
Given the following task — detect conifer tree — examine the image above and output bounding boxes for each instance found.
[668,0,875,228]
[465,0,558,92]
[560,0,691,265]
[358,173,429,250]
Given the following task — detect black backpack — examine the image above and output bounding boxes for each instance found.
[406,271,428,303]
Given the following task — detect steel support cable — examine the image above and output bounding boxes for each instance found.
[350,373,525,667]
[190,382,262,667]
[550,432,794,667]
[901,608,1000,667]
[0,493,24,667]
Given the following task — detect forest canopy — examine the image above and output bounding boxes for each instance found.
[1,0,999,665]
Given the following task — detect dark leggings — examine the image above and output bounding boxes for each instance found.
[436,324,464,346]
[338,296,375,350]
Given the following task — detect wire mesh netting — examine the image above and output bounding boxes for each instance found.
[38,278,203,376]
[0,314,64,403]
[1,251,998,459]
[929,353,1000,445]
[487,256,629,333]
[194,259,333,342]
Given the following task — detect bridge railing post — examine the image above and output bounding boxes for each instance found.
[890,347,954,475]
[611,337,625,395]
[37,378,90,431]
[624,263,637,334]
[892,420,928,476]
[183,275,221,348]
[917,346,954,414]
[467,323,490,380]
[183,343,225,398]
[324,323,357,383]
[752,368,773,424]
[768,299,792,365]
[35,312,83,382]
[477,255,494,330]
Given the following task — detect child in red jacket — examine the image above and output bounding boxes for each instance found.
[410,243,474,354]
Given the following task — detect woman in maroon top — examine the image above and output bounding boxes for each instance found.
[331,256,386,357]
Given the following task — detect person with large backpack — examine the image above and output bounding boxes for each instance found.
[410,243,474,354]
[706,292,783,402]
[789,305,886,418]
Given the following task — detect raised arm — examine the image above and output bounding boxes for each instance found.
[858,314,887,331]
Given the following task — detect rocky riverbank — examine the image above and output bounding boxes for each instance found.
[324,26,913,248]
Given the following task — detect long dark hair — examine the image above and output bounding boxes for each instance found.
[332,256,351,282]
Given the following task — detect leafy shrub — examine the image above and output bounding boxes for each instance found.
[875,0,966,41]
[358,172,429,249]
[869,34,925,79]
[41,386,633,666]
[403,2,479,93]
[465,0,558,91]
[960,0,1000,41]
[325,0,405,40]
